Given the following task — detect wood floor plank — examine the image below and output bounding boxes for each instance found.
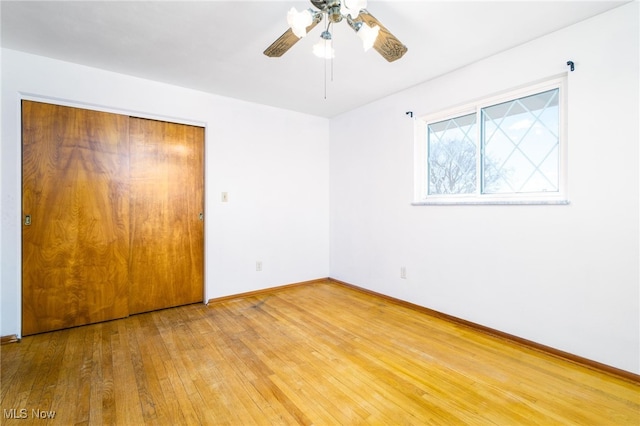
[111,321,145,426]
[205,306,300,425]
[1,336,35,407]
[2,280,639,425]
[23,329,68,415]
[98,321,116,426]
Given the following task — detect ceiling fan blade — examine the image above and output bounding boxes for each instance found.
[264,28,304,57]
[263,14,322,58]
[358,10,407,62]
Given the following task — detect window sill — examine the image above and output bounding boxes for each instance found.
[412,199,570,206]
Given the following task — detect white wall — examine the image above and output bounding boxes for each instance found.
[330,3,639,374]
[0,49,330,337]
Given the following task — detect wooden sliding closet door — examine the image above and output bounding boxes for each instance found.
[22,101,130,335]
[128,118,204,314]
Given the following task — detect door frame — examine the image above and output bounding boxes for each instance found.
[17,93,209,337]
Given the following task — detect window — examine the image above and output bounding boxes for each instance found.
[414,77,567,205]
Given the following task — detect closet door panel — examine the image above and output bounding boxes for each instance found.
[128,118,204,314]
[22,101,130,335]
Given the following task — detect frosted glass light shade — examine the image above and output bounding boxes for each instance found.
[287,8,313,38]
[313,39,335,59]
[358,22,380,51]
[343,0,367,17]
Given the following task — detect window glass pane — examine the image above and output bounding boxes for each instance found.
[481,89,559,194]
[427,113,477,195]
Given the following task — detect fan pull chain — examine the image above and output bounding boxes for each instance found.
[331,37,335,82]
[323,38,334,100]
[324,56,327,99]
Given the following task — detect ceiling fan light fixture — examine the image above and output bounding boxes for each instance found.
[357,22,380,51]
[287,7,313,38]
[313,30,335,59]
[264,1,407,63]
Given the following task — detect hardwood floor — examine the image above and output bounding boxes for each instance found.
[2,280,638,425]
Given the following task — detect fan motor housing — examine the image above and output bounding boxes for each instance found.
[328,0,343,23]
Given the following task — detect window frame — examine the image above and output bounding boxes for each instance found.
[413,76,569,205]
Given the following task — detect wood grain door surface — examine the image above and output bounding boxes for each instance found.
[21,101,204,335]
[22,101,131,335]
[128,117,204,314]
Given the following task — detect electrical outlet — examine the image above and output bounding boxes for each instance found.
[256,261,262,272]
[400,267,407,279]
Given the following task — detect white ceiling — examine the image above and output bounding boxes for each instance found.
[0,0,627,117]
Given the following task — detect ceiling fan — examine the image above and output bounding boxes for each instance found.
[264,0,408,62]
